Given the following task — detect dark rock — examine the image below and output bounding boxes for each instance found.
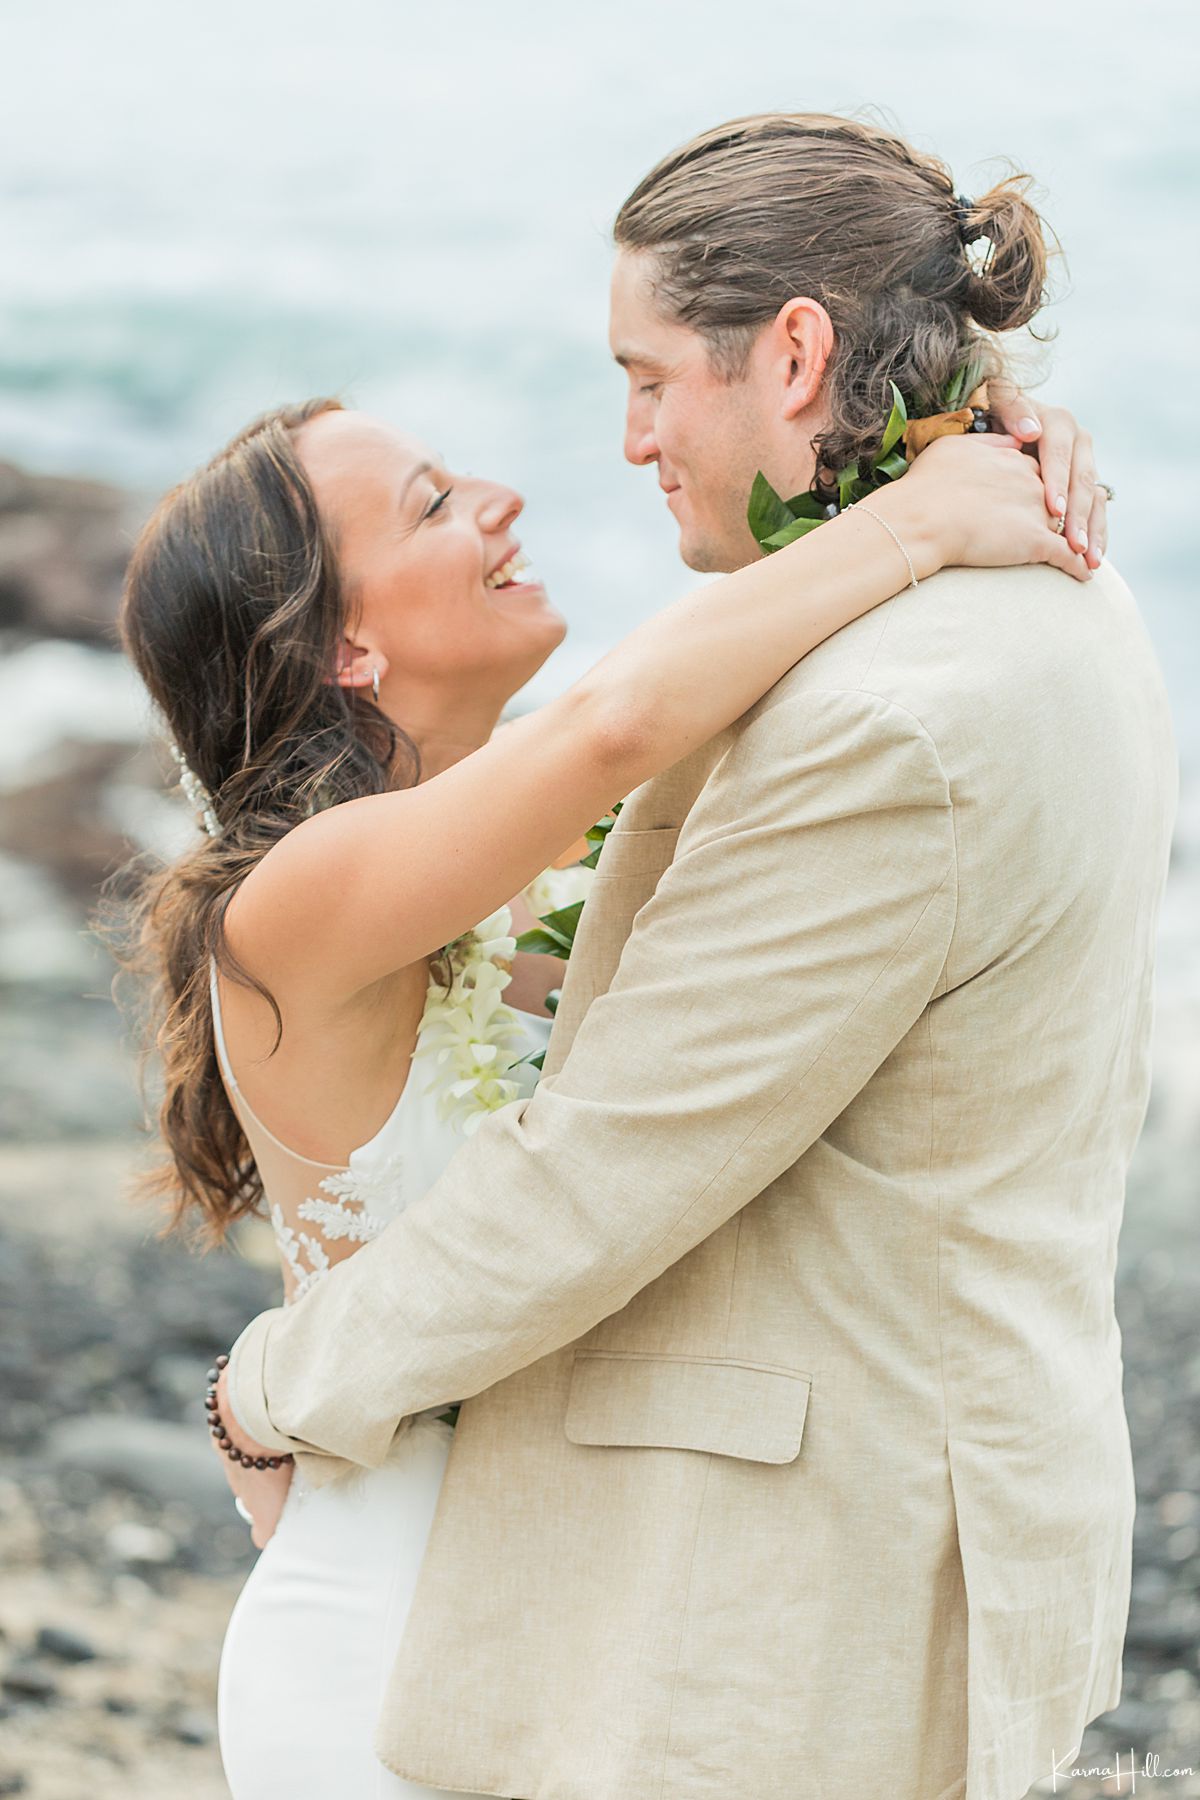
[1125,1611,1200,1659]
[168,1707,216,1746]
[1,1661,60,1703]
[45,1415,235,1528]
[34,1624,98,1664]
[0,460,145,646]
[0,736,165,906]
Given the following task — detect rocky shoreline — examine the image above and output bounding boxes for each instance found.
[1,462,1197,1796]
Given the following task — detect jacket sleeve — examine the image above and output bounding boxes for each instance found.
[228,686,958,1466]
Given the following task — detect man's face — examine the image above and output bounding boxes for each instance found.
[609,250,820,574]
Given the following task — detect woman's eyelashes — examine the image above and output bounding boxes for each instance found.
[423,486,454,521]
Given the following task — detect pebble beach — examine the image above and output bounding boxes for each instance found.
[0,455,1197,1797]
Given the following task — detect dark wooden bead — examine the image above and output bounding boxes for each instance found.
[215,1353,230,1368]
[227,1445,240,1459]
[254,1458,266,1471]
[240,1454,253,1468]
[206,1367,219,1384]
[267,1458,280,1470]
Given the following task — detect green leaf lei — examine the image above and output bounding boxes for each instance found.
[748,356,990,555]
[507,801,623,1071]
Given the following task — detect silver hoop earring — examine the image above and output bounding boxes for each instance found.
[371,667,381,703]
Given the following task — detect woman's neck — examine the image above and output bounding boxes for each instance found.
[389,696,508,786]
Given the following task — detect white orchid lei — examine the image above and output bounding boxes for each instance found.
[411,804,621,1135]
[411,905,532,1137]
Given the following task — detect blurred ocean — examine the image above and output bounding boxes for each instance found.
[2,18,1200,1789]
[0,0,1197,743]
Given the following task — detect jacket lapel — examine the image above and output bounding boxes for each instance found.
[540,731,733,1082]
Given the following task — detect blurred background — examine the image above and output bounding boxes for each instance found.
[1,2,1196,1794]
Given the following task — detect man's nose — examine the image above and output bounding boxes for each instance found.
[623,403,658,468]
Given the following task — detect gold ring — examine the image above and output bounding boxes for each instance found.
[1051,514,1066,534]
[1098,482,1115,502]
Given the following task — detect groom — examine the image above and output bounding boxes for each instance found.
[224,115,1178,1798]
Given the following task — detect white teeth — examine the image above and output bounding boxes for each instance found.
[484,552,531,590]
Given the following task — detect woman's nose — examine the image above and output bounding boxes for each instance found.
[478,483,523,534]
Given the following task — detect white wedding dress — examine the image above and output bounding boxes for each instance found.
[213,895,561,1798]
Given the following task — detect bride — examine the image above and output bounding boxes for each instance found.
[113,392,1096,1796]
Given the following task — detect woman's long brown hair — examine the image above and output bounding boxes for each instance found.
[101,397,420,1244]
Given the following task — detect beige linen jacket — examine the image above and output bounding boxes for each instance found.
[230,556,1177,1800]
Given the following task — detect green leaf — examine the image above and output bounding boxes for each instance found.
[539,900,585,942]
[837,461,862,511]
[544,988,560,1017]
[747,470,796,544]
[842,477,876,510]
[874,449,908,482]
[762,516,824,551]
[514,899,586,959]
[580,809,620,867]
[782,491,826,520]
[944,354,986,412]
[878,382,908,459]
[513,925,572,956]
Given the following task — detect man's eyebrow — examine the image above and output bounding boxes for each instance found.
[612,347,667,372]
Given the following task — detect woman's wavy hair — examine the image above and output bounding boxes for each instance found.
[613,110,1062,486]
[102,396,421,1244]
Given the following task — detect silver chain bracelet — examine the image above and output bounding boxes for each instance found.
[845,500,919,591]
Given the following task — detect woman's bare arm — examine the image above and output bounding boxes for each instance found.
[228,438,1089,999]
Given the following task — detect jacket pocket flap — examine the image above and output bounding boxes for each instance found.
[564,1350,812,1465]
[591,825,680,881]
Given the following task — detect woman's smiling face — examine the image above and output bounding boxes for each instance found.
[293,409,566,728]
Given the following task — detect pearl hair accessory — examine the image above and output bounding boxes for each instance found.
[169,742,221,839]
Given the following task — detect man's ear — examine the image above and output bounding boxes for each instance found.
[328,639,390,691]
[772,296,835,423]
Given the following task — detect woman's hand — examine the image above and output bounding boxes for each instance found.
[210,1365,294,1550]
[986,383,1108,570]
[882,431,1096,583]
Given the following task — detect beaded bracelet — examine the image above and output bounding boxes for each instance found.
[205,1352,293,1471]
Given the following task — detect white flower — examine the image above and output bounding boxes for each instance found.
[413,904,532,1134]
[522,861,596,920]
[964,234,996,279]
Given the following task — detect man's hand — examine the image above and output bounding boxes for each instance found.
[988,382,1108,569]
[210,1364,293,1550]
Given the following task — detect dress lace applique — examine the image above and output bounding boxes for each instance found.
[265,906,534,1303]
[272,1151,408,1304]
[269,1203,332,1302]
